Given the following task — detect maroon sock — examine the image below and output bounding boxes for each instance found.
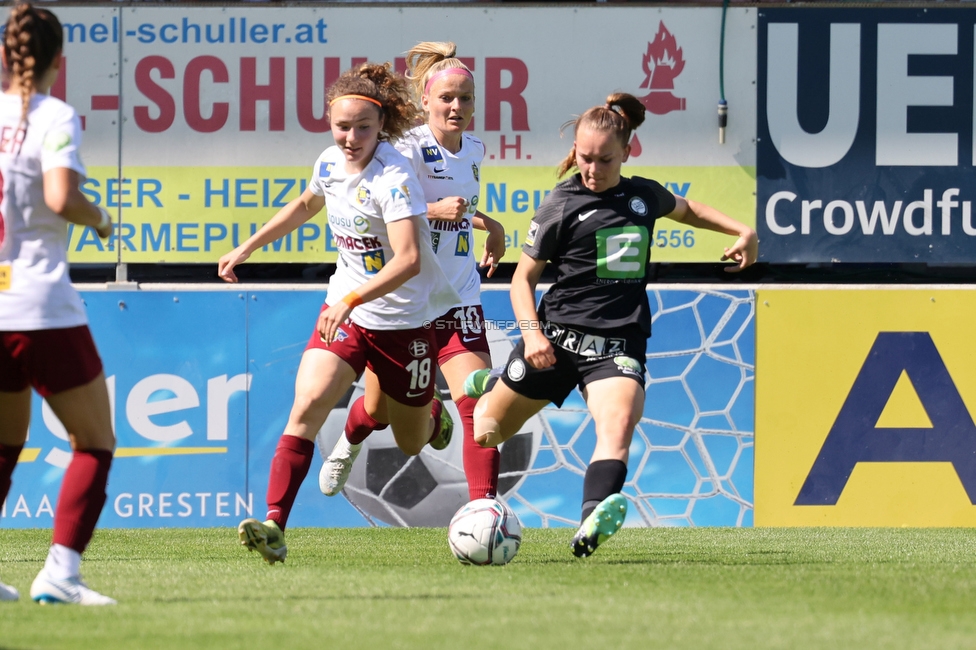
[52,449,112,554]
[457,396,500,500]
[265,435,314,531]
[0,443,23,509]
[344,396,385,445]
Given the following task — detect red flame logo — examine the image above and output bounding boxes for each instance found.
[637,22,686,117]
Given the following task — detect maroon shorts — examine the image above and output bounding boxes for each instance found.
[0,325,104,397]
[305,307,438,407]
[432,304,490,365]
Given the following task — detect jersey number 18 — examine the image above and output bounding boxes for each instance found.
[406,358,432,391]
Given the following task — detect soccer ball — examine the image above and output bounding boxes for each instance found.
[315,327,545,527]
[448,498,522,566]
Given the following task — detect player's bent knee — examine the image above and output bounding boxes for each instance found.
[400,440,424,456]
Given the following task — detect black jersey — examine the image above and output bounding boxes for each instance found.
[522,174,676,335]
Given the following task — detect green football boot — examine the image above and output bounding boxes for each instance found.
[571,493,628,558]
[463,368,502,399]
[428,394,453,450]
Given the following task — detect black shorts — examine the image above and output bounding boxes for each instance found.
[499,323,646,407]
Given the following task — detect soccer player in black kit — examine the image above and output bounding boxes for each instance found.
[466,93,757,557]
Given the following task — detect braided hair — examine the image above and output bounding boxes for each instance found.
[557,93,646,178]
[4,2,63,129]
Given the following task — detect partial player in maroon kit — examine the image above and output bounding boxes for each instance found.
[320,41,507,505]
[0,2,117,605]
[219,62,460,565]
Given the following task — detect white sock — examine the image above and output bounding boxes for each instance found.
[43,544,81,581]
[333,435,360,457]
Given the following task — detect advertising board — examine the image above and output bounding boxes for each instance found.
[756,289,976,525]
[758,8,976,262]
[5,287,754,529]
[50,6,756,264]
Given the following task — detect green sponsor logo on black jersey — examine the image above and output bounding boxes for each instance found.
[596,226,649,279]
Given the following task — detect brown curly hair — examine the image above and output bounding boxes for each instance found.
[4,2,63,129]
[327,62,420,143]
[557,93,647,178]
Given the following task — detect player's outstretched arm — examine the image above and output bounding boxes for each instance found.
[664,196,758,272]
[218,189,325,283]
[43,168,112,238]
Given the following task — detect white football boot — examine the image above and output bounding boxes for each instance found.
[30,569,116,605]
[319,435,362,496]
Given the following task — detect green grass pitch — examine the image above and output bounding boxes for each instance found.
[2,527,976,649]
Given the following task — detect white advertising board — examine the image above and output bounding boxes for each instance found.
[52,5,757,263]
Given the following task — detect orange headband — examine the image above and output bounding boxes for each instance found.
[329,94,383,108]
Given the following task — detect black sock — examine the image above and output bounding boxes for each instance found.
[580,459,627,523]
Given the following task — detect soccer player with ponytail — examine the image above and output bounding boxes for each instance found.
[0,3,116,604]
[319,41,506,505]
[219,63,459,565]
[469,93,757,557]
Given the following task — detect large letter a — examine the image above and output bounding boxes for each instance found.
[795,332,976,505]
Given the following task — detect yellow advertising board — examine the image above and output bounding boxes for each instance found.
[756,289,976,526]
[68,165,755,264]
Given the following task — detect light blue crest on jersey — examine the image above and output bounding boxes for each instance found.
[319,161,335,178]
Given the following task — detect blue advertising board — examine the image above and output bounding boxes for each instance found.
[4,287,754,529]
[11,292,250,528]
[758,8,976,262]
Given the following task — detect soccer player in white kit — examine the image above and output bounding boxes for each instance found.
[218,63,460,565]
[0,3,117,605]
[319,42,507,503]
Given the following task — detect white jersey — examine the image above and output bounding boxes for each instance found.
[395,125,484,307]
[0,93,87,331]
[309,142,460,330]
